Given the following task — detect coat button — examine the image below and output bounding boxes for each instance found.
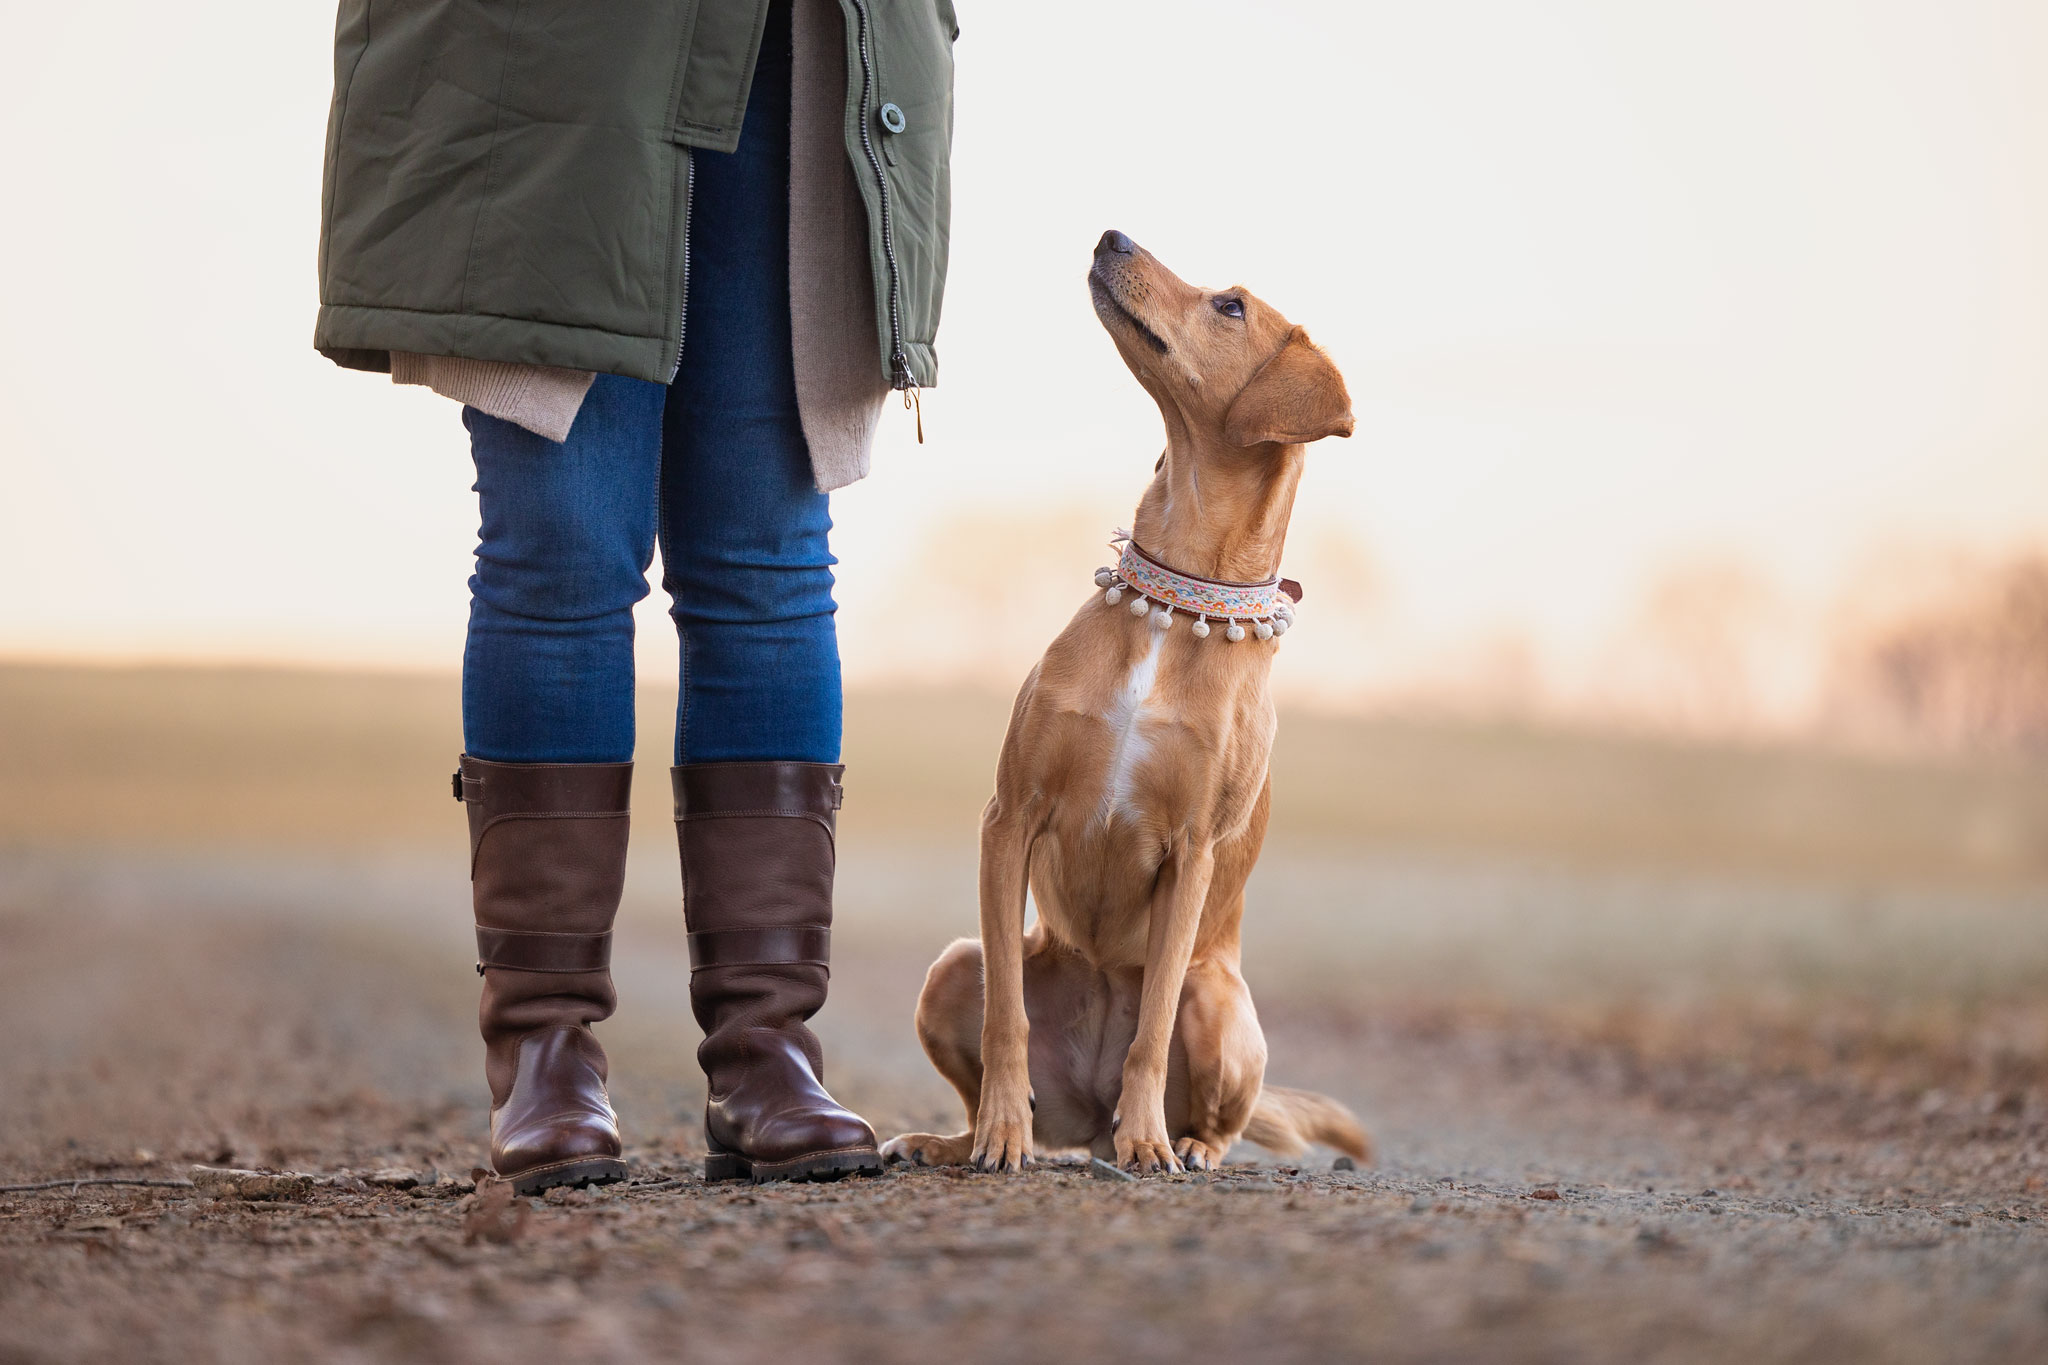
[878,102,907,134]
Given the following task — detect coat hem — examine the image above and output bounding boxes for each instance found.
[315,305,676,386]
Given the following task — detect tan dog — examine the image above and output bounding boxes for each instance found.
[881,231,1371,1174]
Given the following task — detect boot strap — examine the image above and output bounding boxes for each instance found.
[671,763,842,825]
[476,926,613,974]
[687,926,830,970]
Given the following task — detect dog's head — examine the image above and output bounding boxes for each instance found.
[1088,230,1353,449]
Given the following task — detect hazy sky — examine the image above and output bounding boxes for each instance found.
[3,1,2044,708]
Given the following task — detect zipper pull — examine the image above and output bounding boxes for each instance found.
[892,352,923,444]
[903,384,923,444]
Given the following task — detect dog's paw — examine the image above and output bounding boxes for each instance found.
[1116,1125,1182,1176]
[969,1105,1035,1174]
[882,1132,973,1167]
[1173,1136,1224,1172]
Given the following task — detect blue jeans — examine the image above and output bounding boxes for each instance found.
[461,0,837,767]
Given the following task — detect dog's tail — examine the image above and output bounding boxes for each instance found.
[1242,1085,1373,1163]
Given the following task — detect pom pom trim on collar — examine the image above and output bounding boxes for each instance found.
[1092,531,1300,642]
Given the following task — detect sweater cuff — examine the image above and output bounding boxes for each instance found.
[390,354,596,443]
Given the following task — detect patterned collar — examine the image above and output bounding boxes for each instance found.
[1094,531,1301,642]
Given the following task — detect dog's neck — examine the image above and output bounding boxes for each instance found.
[1129,427,1306,584]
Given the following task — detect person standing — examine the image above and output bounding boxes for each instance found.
[313,0,957,1190]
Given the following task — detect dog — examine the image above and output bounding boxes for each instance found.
[881,230,1371,1174]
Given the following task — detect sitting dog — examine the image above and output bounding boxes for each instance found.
[882,231,1371,1174]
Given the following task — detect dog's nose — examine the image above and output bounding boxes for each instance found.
[1098,229,1135,256]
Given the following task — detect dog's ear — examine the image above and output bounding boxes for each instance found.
[1223,328,1354,447]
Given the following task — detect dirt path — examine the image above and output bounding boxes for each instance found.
[3,851,2046,1364]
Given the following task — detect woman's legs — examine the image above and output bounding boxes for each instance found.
[660,0,840,767]
[458,377,665,1192]
[462,376,666,763]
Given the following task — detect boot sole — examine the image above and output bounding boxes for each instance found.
[503,1156,628,1196]
[704,1145,883,1185]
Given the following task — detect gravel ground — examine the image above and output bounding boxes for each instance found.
[3,848,2046,1363]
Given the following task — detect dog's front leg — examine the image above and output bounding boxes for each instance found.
[971,804,1035,1173]
[1116,844,1216,1174]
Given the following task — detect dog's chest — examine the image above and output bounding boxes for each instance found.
[1095,632,1167,824]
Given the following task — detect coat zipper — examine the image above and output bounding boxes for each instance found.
[669,153,696,382]
[849,0,912,394]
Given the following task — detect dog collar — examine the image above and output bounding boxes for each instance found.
[1094,531,1301,642]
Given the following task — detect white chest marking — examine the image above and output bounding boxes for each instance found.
[1099,632,1165,823]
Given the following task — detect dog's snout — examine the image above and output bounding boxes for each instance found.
[1097,229,1136,257]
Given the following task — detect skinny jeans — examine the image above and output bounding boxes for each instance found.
[459,0,838,767]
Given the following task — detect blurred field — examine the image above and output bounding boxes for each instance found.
[3,659,2047,1362]
[8,659,2048,882]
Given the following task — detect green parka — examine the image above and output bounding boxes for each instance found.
[314,1,956,389]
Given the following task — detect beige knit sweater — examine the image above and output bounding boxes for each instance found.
[392,0,889,493]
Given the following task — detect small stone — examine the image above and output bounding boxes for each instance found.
[1332,1155,1356,1172]
[1089,1158,1137,1183]
[640,1285,688,1313]
[1527,1186,1562,1201]
[365,1167,422,1190]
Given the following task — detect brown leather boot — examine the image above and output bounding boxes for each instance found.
[673,761,882,1183]
[457,755,632,1194]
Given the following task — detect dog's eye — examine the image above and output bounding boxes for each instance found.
[1214,297,1245,320]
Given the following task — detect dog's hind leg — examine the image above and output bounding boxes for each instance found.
[881,938,985,1167]
[1167,958,1269,1171]
[884,932,1103,1166]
